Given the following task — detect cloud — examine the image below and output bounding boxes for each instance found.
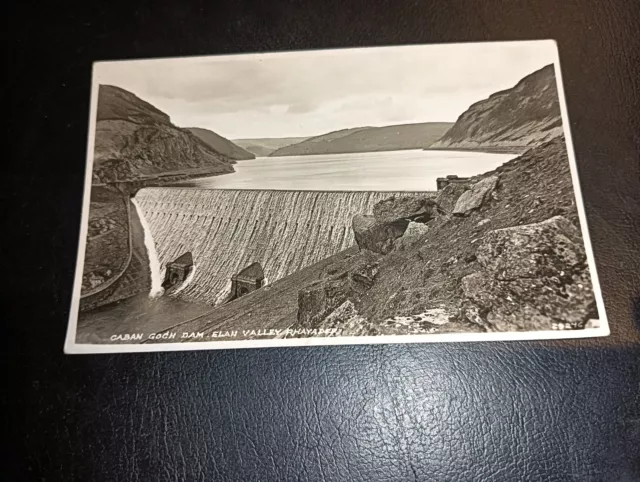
[285,101,318,114]
[93,41,558,138]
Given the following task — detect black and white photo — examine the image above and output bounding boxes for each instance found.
[64,40,608,353]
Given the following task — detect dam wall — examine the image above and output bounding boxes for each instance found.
[135,188,431,305]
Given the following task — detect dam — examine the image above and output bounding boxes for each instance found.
[135,188,430,305]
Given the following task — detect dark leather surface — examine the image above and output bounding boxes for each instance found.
[7,1,640,480]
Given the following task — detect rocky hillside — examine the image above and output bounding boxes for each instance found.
[269,123,453,156]
[160,136,598,340]
[268,127,370,156]
[232,137,310,157]
[430,64,563,152]
[186,127,255,160]
[300,136,596,335]
[92,85,235,183]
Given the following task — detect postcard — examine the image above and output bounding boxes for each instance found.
[64,40,609,353]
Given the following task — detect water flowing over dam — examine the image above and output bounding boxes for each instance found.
[131,198,165,298]
[135,188,430,305]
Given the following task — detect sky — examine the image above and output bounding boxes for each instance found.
[93,40,559,139]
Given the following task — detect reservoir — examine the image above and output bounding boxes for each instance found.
[182,149,518,191]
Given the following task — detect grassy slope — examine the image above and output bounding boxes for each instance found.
[233,137,310,156]
[268,127,371,156]
[431,65,562,150]
[93,85,235,183]
[186,127,255,160]
[82,186,129,294]
[269,122,453,156]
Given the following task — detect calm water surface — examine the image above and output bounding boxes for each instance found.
[185,149,517,191]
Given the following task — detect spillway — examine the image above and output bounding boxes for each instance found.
[135,188,430,305]
[131,197,165,298]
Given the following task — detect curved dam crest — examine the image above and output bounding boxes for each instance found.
[135,188,430,305]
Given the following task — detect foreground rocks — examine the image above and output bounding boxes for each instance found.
[297,254,380,327]
[452,175,499,215]
[289,136,597,337]
[393,221,429,251]
[461,216,596,331]
[373,195,438,223]
[435,182,468,213]
[352,214,409,254]
[351,194,440,255]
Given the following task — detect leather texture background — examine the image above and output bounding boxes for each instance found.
[7,1,640,480]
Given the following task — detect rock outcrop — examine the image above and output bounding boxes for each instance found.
[313,300,370,336]
[269,122,453,156]
[352,214,409,254]
[393,222,429,251]
[350,194,438,254]
[297,255,380,327]
[93,85,234,184]
[186,127,255,160]
[461,216,596,331]
[373,195,438,223]
[435,182,469,213]
[430,64,562,152]
[452,175,499,215]
[337,137,595,333]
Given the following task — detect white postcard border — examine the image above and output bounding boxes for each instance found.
[64,40,610,354]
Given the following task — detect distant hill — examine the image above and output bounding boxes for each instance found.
[233,137,310,157]
[268,123,453,157]
[186,127,255,160]
[93,85,234,183]
[430,64,563,152]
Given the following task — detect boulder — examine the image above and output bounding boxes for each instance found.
[461,270,596,332]
[393,221,429,251]
[452,175,499,215]
[461,215,596,331]
[349,259,380,289]
[315,300,370,336]
[404,221,430,237]
[373,195,438,223]
[352,214,409,254]
[435,182,468,214]
[297,256,380,327]
[475,215,585,280]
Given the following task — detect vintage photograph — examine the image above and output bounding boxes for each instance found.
[65,40,609,353]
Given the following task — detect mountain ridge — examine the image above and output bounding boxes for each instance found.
[268,122,453,157]
[430,64,563,151]
[186,127,255,161]
[93,85,235,184]
[232,137,310,157]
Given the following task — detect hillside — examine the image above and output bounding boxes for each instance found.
[268,122,453,156]
[153,136,597,340]
[186,127,255,160]
[232,137,309,157]
[430,64,563,152]
[92,85,235,183]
